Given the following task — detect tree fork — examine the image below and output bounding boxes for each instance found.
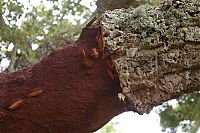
[0,0,200,132]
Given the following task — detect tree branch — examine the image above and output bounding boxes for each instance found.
[0,0,200,132]
[0,26,124,133]
[100,0,200,114]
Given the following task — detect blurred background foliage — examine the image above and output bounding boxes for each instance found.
[0,0,200,132]
[158,92,200,133]
[0,0,91,72]
[97,122,122,133]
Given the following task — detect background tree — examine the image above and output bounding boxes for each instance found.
[98,122,121,133]
[0,0,91,72]
[158,93,200,133]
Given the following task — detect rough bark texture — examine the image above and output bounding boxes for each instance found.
[0,26,124,133]
[100,0,200,114]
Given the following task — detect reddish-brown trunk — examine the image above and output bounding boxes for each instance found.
[0,26,124,133]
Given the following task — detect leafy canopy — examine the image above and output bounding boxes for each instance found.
[0,0,91,71]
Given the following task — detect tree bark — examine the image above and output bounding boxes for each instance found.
[0,26,124,133]
[100,0,200,114]
[0,0,200,132]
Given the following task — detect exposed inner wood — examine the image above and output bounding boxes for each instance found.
[0,26,124,133]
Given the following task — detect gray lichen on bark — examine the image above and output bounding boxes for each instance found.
[101,0,200,114]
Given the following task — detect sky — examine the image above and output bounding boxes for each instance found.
[98,109,163,133]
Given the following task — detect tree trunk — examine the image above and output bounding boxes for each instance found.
[0,0,200,132]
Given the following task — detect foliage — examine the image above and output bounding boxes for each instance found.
[148,0,163,5]
[0,0,91,71]
[158,92,200,133]
[98,122,121,133]
[0,0,164,71]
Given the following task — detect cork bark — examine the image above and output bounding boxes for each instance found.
[100,0,200,114]
[0,0,200,132]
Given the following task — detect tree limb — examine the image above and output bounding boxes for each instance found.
[100,0,200,114]
[0,26,124,133]
[0,0,200,132]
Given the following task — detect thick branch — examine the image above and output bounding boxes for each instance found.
[100,0,200,114]
[0,0,200,132]
[0,27,124,133]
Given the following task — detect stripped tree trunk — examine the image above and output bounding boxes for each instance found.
[0,27,124,133]
[0,0,200,132]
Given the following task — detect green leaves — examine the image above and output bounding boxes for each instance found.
[158,93,200,132]
[98,122,121,133]
[0,0,91,71]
